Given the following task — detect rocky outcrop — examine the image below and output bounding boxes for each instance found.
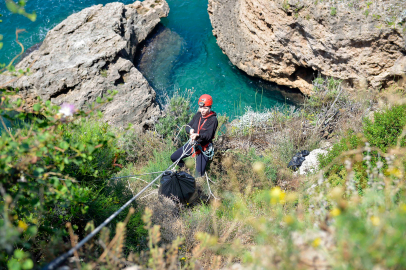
[208,0,406,95]
[0,0,169,128]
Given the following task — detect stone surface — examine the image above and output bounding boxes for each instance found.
[0,0,169,128]
[208,0,406,95]
[298,148,329,175]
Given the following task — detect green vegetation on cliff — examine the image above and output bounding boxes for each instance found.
[2,68,406,269]
[2,2,406,269]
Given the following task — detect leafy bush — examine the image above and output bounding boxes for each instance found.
[61,117,122,180]
[307,76,344,109]
[155,91,194,143]
[117,129,166,165]
[0,91,118,267]
[320,105,406,187]
[363,104,406,151]
[319,132,363,170]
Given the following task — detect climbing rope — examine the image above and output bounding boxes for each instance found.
[204,172,218,202]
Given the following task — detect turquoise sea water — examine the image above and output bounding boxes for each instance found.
[0,0,303,117]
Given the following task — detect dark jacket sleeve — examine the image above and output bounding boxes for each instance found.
[197,117,218,144]
[185,113,199,134]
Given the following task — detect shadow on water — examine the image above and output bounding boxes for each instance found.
[134,23,186,100]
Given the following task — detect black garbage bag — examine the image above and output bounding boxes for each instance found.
[159,171,198,204]
[287,150,309,171]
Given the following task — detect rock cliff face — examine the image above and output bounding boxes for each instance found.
[0,0,169,128]
[208,0,406,94]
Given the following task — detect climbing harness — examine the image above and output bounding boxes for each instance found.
[196,142,214,159]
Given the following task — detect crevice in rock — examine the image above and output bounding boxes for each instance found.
[50,85,76,99]
[342,78,354,89]
[101,55,121,71]
[265,22,273,31]
[119,8,127,38]
[292,66,317,86]
[114,71,127,86]
[381,75,405,88]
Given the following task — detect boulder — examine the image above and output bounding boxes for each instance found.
[208,0,406,95]
[0,0,169,128]
[298,148,329,175]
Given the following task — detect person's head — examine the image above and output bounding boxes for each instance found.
[198,94,213,116]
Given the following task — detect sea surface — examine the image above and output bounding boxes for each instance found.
[0,0,303,117]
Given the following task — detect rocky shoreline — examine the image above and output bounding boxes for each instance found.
[208,0,406,94]
[0,0,169,129]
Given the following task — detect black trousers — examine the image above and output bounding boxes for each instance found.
[170,143,209,177]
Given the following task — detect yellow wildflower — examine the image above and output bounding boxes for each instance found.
[386,167,402,178]
[283,215,294,225]
[312,237,321,248]
[330,208,341,217]
[270,187,282,198]
[270,187,286,204]
[252,161,265,173]
[328,187,343,201]
[370,216,380,226]
[18,220,29,231]
[400,203,406,213]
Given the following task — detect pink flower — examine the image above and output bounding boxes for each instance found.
[58,103,76,117]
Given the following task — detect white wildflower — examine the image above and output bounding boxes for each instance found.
[58,103,76,117]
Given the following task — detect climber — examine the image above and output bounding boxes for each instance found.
[170,94,218,177]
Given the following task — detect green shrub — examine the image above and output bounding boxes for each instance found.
[330,6,337,16]
[155,92,194,143]
[319,132,363,170]
[84,179,148,254]
[363,104,406,152]
[318,132,364,187]
[117,129,166,165]
[0,92,118,267]
[61,117,123,180]
[334,192,406,269]
[307,76,343,109]
[318,104,406,191]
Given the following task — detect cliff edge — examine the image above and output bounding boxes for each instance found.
[1,0,169,128]
[208,0,406,94]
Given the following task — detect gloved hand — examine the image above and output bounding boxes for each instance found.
[190,133,199,141]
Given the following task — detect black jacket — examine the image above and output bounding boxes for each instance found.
[185,111,218,146]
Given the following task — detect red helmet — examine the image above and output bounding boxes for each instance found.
[198,94,213,107]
